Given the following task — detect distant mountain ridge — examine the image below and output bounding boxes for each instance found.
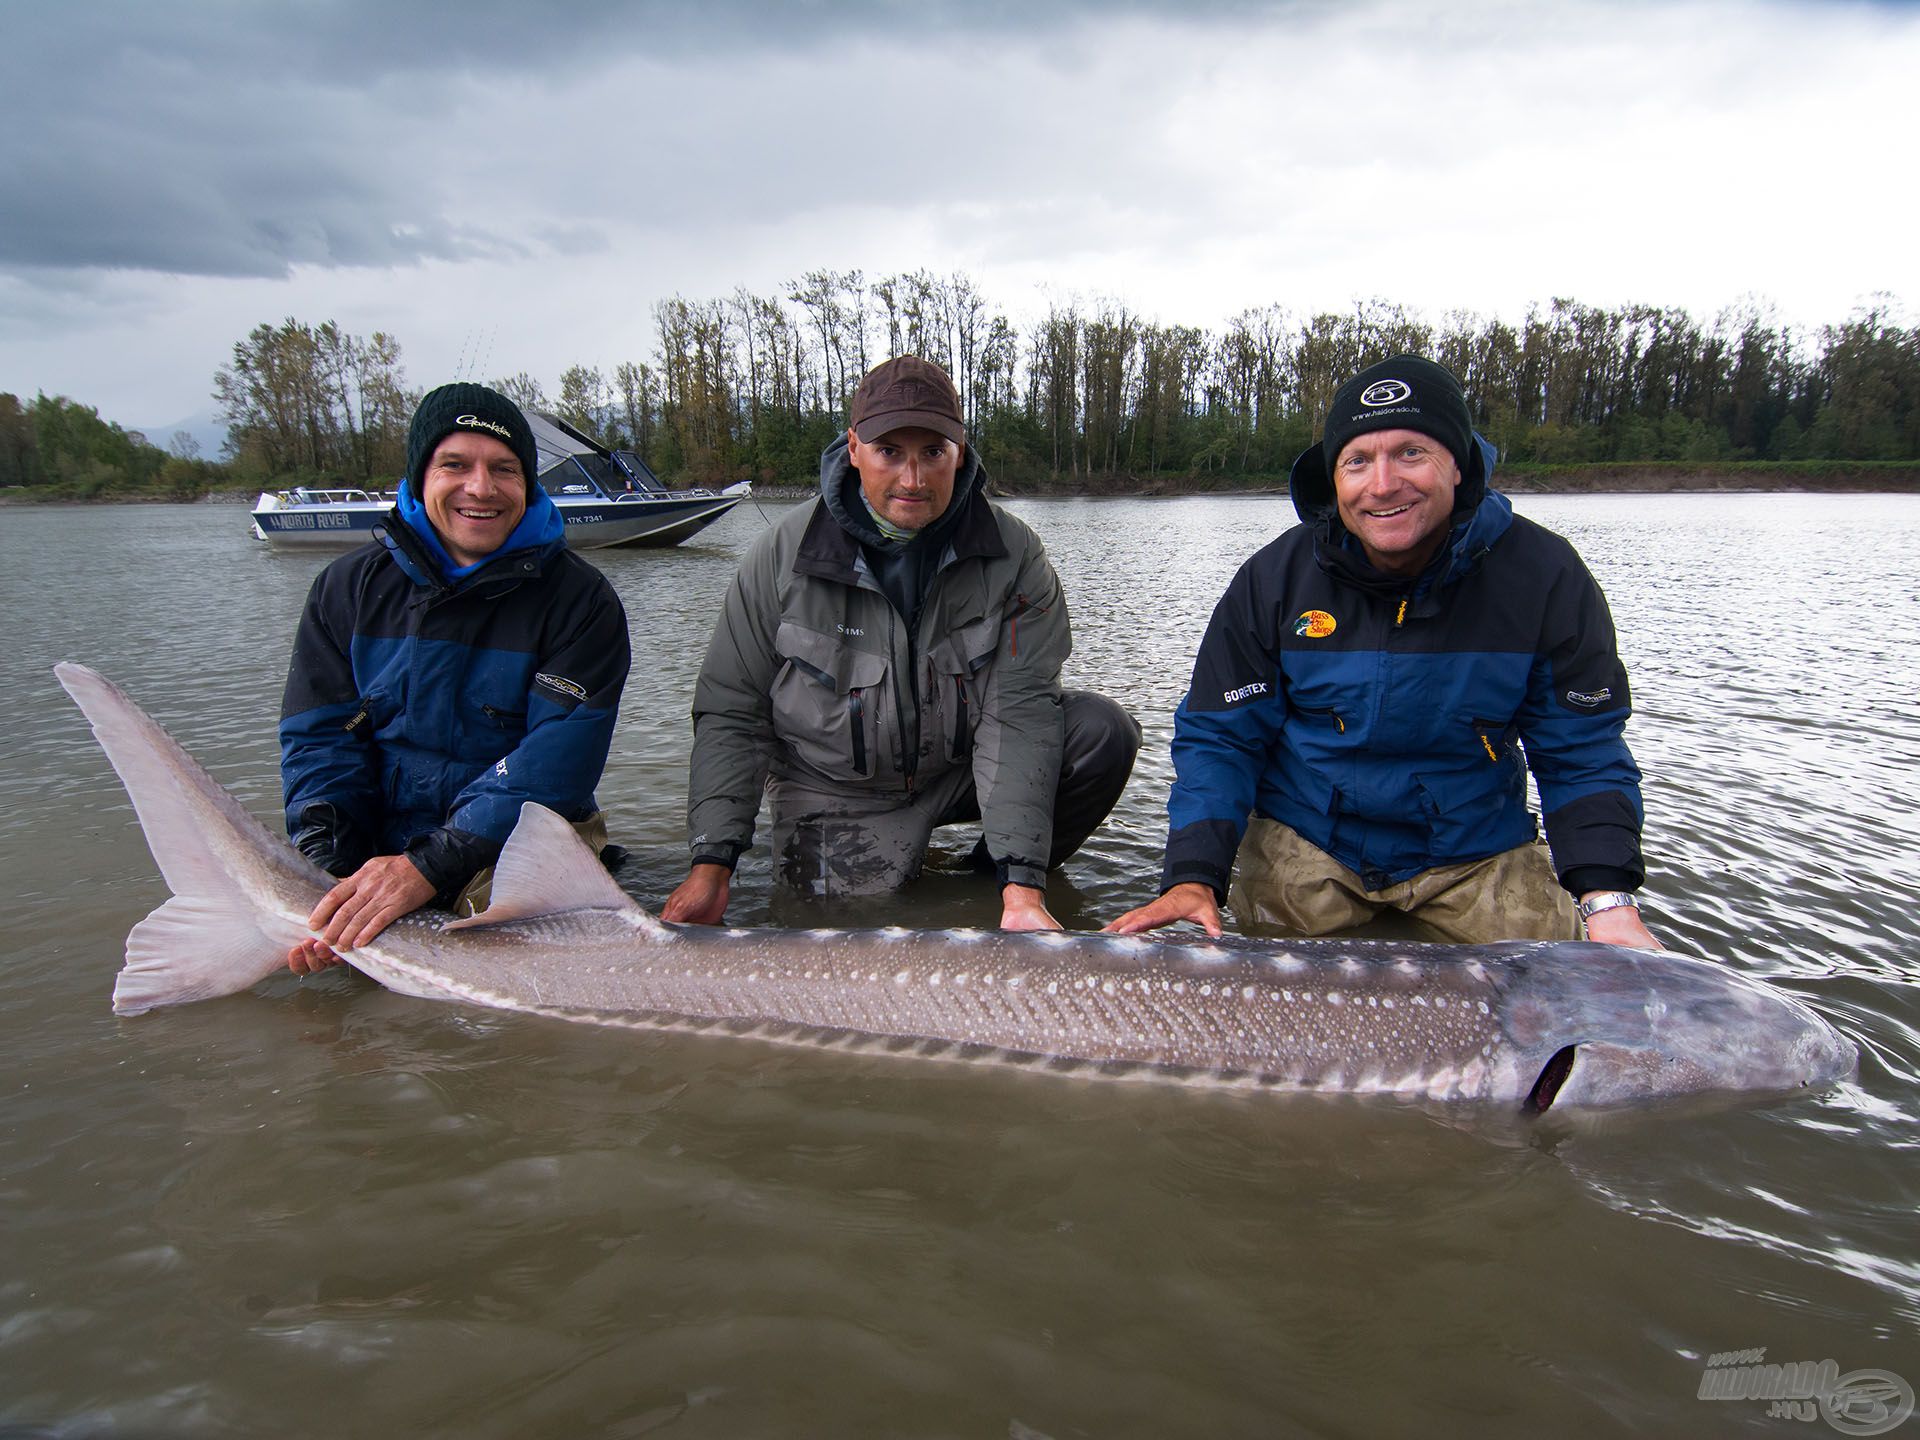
[127,407,230,460]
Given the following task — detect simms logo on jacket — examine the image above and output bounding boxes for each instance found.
[1223,682,1269,704]
[536,672,590,703]
[1293,610,1337,638]
[1565,687,1613,708]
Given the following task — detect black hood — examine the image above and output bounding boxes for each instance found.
[1288,431,1496,526]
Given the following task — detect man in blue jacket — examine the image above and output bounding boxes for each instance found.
[279,382,629,973]
[1108,355,1660,949]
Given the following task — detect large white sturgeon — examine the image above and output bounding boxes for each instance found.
[57,662,1855,1111]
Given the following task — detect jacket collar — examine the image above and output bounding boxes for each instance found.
[375,505,561,595]
[1313,487,1514,608]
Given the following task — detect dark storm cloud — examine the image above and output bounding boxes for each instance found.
[0,0,1268,279]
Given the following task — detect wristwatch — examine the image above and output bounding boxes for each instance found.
[1577,891,1639,920]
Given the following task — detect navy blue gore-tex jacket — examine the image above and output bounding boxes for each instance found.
[1162,437,1643,901]
[279,500,629,902]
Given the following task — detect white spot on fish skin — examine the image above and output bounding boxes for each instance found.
[1045,981,1058,994]
[953,973,968,986]
[1477,1000,1490,1015]
[1340,959,1363,974]
[1102,980,1117,996]
[1395,960,1418,976]
[1242,986,1256,1000]
[1326,992,1343,1006]
[1122,980,1134,992]
[1365,995,1378,1007]
[1433,997,1448,1008]
[1172,981,1186,994]
[1199,984,1213,997]
[929,971,943,986]
[1281,989,1293,1002]
[1382,997,1395,1009]
[893,970,910,984]
[1412,995,1428,1007]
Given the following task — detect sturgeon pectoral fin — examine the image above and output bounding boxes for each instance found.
[443,803,663,936]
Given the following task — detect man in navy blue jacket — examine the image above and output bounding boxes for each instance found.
[1109,356,1660,949]
[279,383,629,973]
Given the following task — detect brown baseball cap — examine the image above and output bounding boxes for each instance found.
[848,355,966,447]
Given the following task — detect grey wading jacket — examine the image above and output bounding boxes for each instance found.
[687,482,1070,889]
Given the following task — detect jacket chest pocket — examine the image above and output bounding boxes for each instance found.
[924,614,999,763]
[771,622,891,780]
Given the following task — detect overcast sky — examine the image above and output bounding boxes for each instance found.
[2,0,1914,433]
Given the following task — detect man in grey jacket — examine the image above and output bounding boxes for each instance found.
[662,355,1139,930]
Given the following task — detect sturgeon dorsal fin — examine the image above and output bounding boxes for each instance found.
[444,802,661,934]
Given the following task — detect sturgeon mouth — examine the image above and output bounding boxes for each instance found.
[1524,1045,1579,1113]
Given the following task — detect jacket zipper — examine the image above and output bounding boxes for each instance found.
[849,687,868,774]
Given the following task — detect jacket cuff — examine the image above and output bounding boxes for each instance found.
[1559,865,1640,899]
[290,802,372,879]
[691,842,744,873]
[996,858,1049,891]
[1161,862,1230,905]
[405,827,502,907]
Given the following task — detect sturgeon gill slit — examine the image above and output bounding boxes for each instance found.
[1524,1045,1579,1114]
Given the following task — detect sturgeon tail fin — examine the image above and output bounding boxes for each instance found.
[55,663,326,1014]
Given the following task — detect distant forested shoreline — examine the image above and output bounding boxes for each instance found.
[4,271,1916,501]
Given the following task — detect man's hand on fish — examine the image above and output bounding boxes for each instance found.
[1102,882,1224,939]
[290,854,437,970]
[1583,902,1664,950]
[661,863,732,925]
[998,883,1062,932]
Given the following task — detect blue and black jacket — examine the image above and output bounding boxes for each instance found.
[279,493,629,902]
[1162,437,1643,901]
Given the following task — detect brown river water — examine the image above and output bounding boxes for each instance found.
[1,493,1916,1438]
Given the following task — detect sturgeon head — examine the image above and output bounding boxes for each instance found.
[1484,941,1858,1109]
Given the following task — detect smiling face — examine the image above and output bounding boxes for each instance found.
[1331,428,1462,576]
[847,425,962,532]
[421,431,528,565]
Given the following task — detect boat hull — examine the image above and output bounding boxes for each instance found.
[251,490,748,551]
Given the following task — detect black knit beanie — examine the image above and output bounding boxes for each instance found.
[1318,355,1474,477]
[406,383,540,495]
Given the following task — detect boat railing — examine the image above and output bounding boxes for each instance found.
[280,486,392,505]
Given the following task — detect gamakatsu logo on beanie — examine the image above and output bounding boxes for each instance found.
[1360,380,1412,407]
[457,413,514,440]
